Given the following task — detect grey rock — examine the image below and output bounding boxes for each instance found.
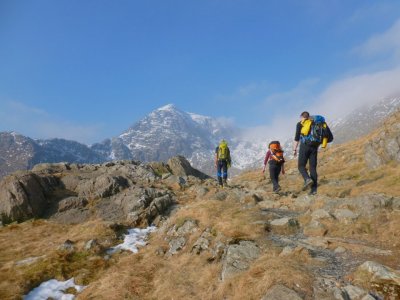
[355,261,400,286]
[167,156,210,179]
[77,174,129,198]
[303,220,327,236]
[261,284,303,300]
[270,217,299,227]
[0,172,56,224]
[192,228,212,254]
[311,209,333,220]
[334,246,347,254]
[15,255,46,266]
[333,209,359,223]
[58,240,75,252]
[169,237,186,255]
[213,191,228,201]
[343,285,368,300]
[57,197,88,212]
[221,241,261,281]
[85,239,102,252]
[161,173,172,180]
[294,195,314,209]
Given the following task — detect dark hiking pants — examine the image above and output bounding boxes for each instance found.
[298,143,318,191]
[217,160,228,186]
[268,161,282,191]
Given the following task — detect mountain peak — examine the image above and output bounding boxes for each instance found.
[157,104,178,112]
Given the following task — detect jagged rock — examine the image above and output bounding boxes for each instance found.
[364,112,400,169]
[212,191,228,201]
[58,240,75,252]
[163,175,186,187]
[57,197,88,212]
[168,219,198,237]
[269,217,299,234]
[342,285,370,300]
[85,239,103,253]
[77,174,130,199]
[221,241,261,281]
[0,173,57,224]
[311,209,333,220]
[192,228,212,254]
[333,209,359,224]
[210,241,226,262]
[354,261,400,286]
[303,220,327,236]
[167,156,209,179]
[147,194,174,222]
[31,162,71,174]
[293,195,314,209]
[169,237,186,255]
[51,208,91,224]
[161,173,172,180]
[261,284,302,300]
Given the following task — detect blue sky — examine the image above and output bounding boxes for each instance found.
[1,0,400,143]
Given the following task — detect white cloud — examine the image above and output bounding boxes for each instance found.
[0,100,104,144]
[353,18,400,60]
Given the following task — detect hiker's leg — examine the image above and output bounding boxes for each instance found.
[269,162,279,191]
[309,146,318,190]
[222,161,228,184]
[298,143,311,181]
[275,163,282,188]
[217,161,223,186]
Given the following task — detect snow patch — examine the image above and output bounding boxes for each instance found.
[24,278,86,300]
[107,226,157,254]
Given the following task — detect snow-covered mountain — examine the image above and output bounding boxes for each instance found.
[330,97,400,144]
[91,104,266,175]
[1,98,399,179]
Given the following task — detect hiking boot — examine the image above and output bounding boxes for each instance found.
[309,189,317,196]
[302,178,313,191]
[273,186,281,193]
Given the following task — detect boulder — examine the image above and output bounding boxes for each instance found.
[57,197,88,212]
[167,156,209,179]
[261,284,302,300]
[192,228,212,254]
[77,174,130,199]
[168,237,186,255]
[0,173,56,224]
[354,261,400,286]
[333,209,359,224]
[303,220,327,236]
[221,241,261,281]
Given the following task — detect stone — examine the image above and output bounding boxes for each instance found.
[167,156,209,179]
[85,239,103,253]
[0,173,56,224]
[221,241,261,281]
[261,284,302,300]
[171,219,198,236]
[192,228,212,254]
[161,173,172,180]
[57,197,88,213]
[303,220,327,236]
[311,209,332,220]
[294,195,314,209]
[354,261,400,286]
[343,285,368,300]
[77,174,130,198]
[213,191,228,201]
[334,246,347,254]
[58,240,75,252]
[333,209,359,224]
[169,237,186,255]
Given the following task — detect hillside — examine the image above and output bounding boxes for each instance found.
[0,112,399,300]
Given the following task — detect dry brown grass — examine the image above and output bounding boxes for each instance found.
[0,219,117,300]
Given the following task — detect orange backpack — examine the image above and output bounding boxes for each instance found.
[269,141,285,164]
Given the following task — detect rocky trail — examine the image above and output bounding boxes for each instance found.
[0,153,399,299]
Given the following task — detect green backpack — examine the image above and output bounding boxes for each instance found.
[218,141,229,160]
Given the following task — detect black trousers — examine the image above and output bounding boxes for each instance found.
[298,143,318,190]
[269,161,282,191]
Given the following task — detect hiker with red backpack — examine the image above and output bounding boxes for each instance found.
[293,111,333,195]
[215,139,232,187]
[262,141,285,193]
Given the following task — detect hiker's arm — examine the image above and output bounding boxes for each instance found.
[293,122,301,155]
[214,152,218,168]
[262,151,270,173]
